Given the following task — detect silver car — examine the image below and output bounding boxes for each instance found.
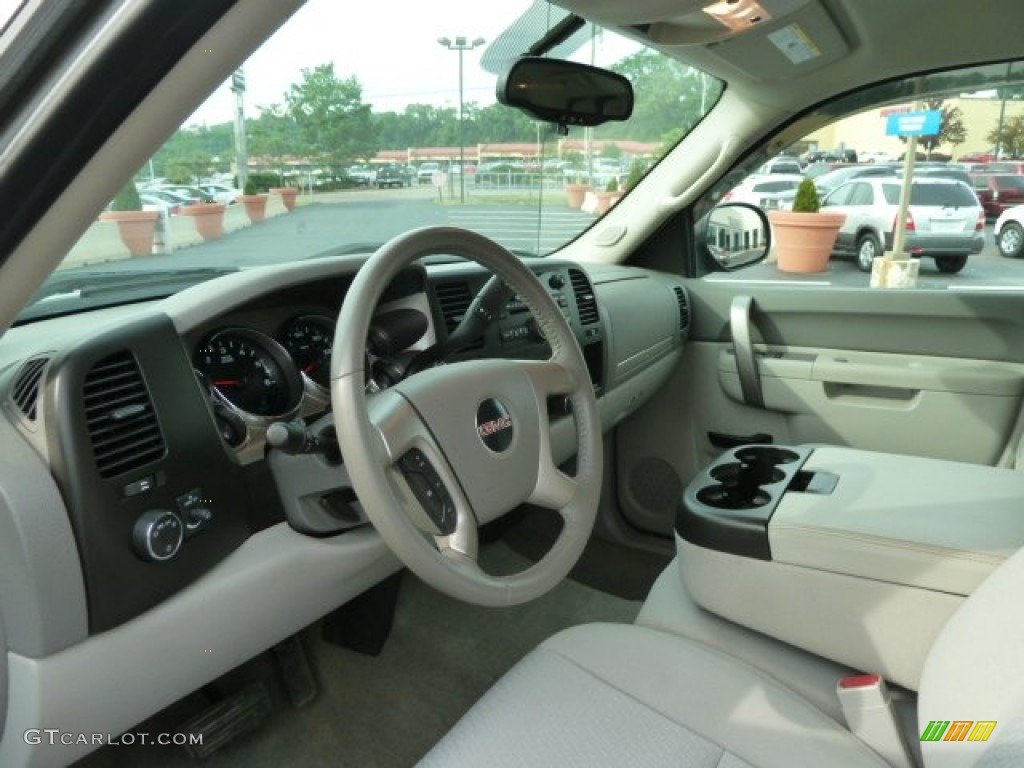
[821,176,985,273]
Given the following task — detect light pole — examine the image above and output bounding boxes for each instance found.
[437,35,485,204]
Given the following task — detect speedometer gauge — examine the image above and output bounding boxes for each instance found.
[281,315,334,389]
[194,329,302,417]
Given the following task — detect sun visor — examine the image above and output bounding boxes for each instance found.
[695,1,850,81]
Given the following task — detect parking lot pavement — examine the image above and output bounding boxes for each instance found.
[445,206,595,255]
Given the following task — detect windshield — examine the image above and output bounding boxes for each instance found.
[29,0,721,321]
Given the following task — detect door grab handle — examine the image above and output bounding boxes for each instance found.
[730,295,763,407]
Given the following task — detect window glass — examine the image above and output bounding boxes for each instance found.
[702,58,1024,288]
[22,0,723,322]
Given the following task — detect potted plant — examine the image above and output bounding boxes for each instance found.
[565,172,589,210]
[98,181,159,257]
[180,193,227,241]
[768,178,846,273]
[236,179,268,223]
[597,178,623,214]
[270,185,299,212]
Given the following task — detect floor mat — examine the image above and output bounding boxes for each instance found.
[75,542,639,768]
[499,507,673,600]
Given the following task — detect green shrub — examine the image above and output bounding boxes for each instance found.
[246,172,278,193]
[110,181,141,211]
[792,178,820,213]
[605,178,619,193]
[243,179,259,196]
[626,161,646,190]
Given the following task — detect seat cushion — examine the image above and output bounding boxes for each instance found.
[417,623,887,768]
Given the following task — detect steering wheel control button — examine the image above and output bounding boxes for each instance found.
[476,398,514,452]
[400,449,456,535]
[133,509,184,562]
[176,488,214,537]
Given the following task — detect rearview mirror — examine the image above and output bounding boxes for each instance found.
[496,57,633,127]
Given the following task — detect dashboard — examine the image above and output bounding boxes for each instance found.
[0,251,689,764]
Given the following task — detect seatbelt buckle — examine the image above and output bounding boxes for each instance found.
[837,674,915,768]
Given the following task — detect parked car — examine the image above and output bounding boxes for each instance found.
[821,176,985,272]
[152,184,214,204]
[141,187,195,211]
[722,173,805,210]
[984,161,1024,175]
[417,161,442,184]
[858,150,895,163]
[138,192,181,216]
[346,165,377,186]
[970,173,1024,218]
[994,204,1024,258]
[200,183,242,205]
[757,155,803,175]
[374,164,412,188]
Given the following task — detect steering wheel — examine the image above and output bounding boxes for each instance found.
[330,227,602,606]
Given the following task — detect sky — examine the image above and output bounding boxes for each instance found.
[186,0,535,126]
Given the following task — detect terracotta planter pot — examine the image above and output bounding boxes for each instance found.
[768,210,847,273]
[99,210,159,257]
[565,183,589,209]
[270,187,299,212]
[237,194,268,223]
[181,203,226,241]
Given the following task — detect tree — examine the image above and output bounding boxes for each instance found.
[284,63,376,169]
[897,98,966,158]
[988,114,1024,158]
[604,50,718,144]
[249,105,296,184]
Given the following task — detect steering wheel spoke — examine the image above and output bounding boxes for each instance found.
[520,357,577,399]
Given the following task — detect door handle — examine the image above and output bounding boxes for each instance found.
[730,295,763,407]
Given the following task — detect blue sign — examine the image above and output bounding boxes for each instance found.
[886,110,942,137]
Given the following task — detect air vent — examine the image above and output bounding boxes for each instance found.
[11,356,49,421]
[673,286,690,332]
[568,269,599,325]
[434,281,474,332]
[83,351,165,478]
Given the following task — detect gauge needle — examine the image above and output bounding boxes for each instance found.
[214,379,241,387]
[303,364,317,374]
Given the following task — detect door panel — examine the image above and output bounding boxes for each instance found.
[615,280,1024,537]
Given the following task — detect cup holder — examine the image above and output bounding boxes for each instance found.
[696,484,771,510]
[710,461,785,486]
[735,447,799,465]
[681,444,812,560]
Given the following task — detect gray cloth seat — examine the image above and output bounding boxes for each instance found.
[418,622,888,767]
[420,542,1024,767]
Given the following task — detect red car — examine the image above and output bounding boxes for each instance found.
[969,173,1024,218]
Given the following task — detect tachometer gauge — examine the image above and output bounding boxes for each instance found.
[281,315,334,389]
[194,329,303,417]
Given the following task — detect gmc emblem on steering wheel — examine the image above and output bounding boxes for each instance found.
[476,398,514,452]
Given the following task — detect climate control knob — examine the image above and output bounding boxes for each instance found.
[133,509,184,562]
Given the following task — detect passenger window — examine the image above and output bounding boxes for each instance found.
[700,58,1021,287]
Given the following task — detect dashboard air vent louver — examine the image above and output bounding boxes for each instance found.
[568,269,599,325]
[83,351,165,478]
[435,281,474,333]
[673,286,690,332]
[11,356,49,421]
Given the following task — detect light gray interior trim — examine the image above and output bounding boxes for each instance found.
[1,523,400,768]
[729,295,763,407]
[0,413,87,657]
[689,281,1024,363]
[770,447,1024,596]
[637,561,858,725]
[919,545,1024,765]
[678,535,962,691]
[423,622,889,768]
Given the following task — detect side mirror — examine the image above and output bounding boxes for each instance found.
[496,57,633,128]
[697,203,771,270]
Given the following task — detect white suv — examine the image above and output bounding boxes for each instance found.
[821,176,985,273]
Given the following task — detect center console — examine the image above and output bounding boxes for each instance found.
[676,445,1024,690]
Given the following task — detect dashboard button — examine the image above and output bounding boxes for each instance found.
[122,475,156,498]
